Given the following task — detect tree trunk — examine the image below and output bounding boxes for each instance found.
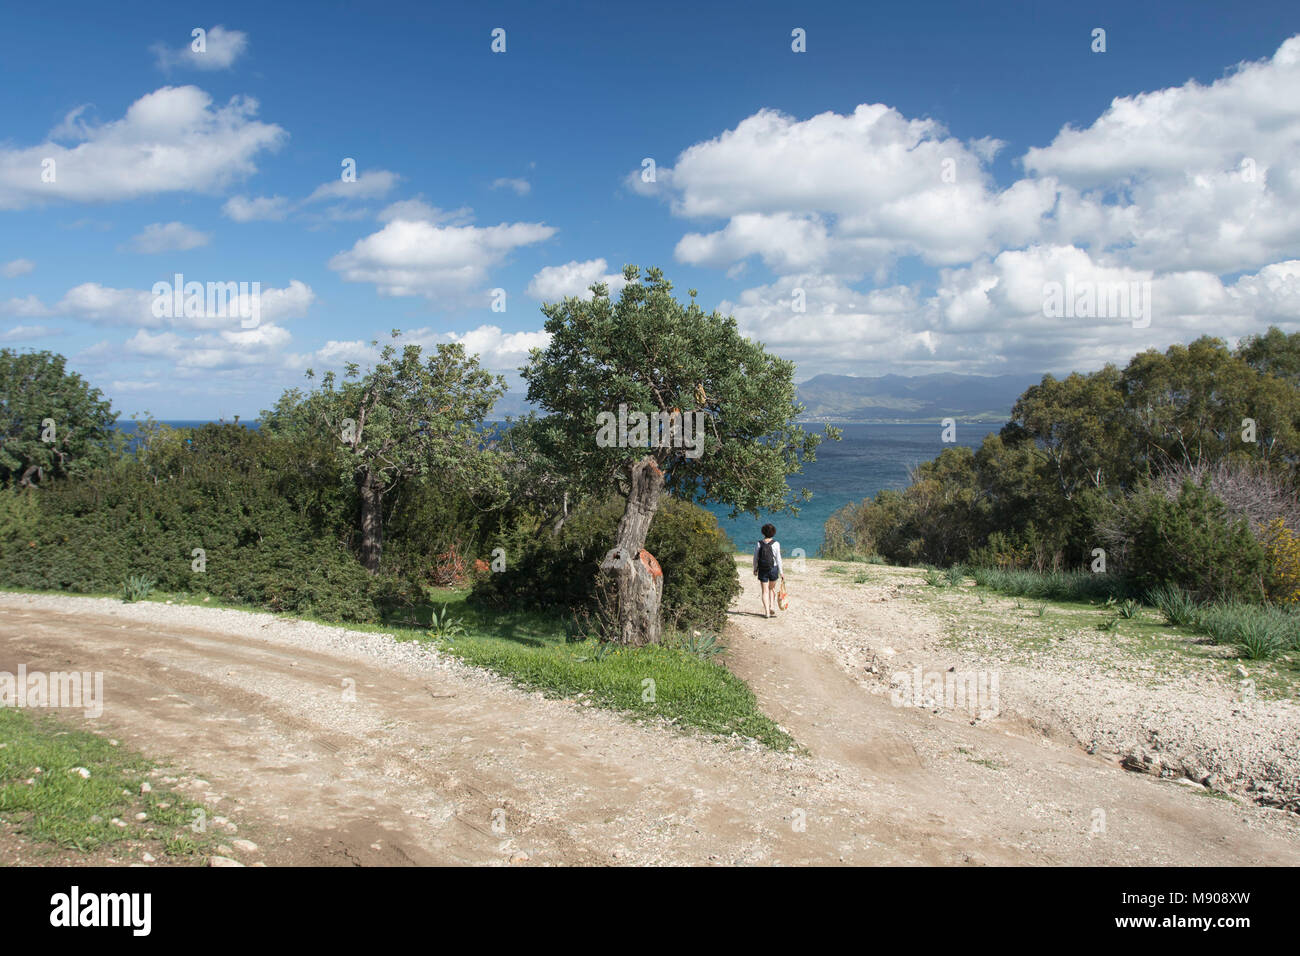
[549,490,569,536]
[600,456,665,645]
[359,469,384,574]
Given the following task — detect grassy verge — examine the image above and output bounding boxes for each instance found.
[915,565,1300,696]
[0,583,795,753]
[0,708,215,859]
[956,566,1300,660]
[411,590,795,751]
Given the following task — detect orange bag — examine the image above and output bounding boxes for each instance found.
[777,575,789,611]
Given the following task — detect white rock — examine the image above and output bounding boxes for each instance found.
[208,856,244,867]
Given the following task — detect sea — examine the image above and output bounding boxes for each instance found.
[116,420,1005,556]
[700,423,1003,556]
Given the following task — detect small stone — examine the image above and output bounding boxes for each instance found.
[142,852,155,863]
[71,767,91,779]
[134,812,147,821]
[208,856,244,867]
[1234,665,1249,678]
[232,839,259,854]
[140,781,151,793]
[509,852,530,864]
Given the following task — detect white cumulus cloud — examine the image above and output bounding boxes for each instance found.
[329,217,556,302]
[526,258,629,301]
[0,86,285,210]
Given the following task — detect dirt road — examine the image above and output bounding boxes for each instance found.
[1,569,1297,866]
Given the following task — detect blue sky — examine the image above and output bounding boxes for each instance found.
[2,0,1299,418]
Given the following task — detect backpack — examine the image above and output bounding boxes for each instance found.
[756,539,775,574]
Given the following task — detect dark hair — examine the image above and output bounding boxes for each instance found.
[761,523,776,538]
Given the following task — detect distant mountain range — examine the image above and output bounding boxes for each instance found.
[488,371,1041,422]
[793,372,1041,422]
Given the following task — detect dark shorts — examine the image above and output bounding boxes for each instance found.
[757,568,780,583]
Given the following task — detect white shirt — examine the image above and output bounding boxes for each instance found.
[753,539,782,575]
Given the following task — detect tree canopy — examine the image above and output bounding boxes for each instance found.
[0,349,117,488]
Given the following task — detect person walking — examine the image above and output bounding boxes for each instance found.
[753,523,782,619]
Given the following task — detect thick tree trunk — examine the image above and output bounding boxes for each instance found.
[359,469,384,574]
[600,456,665,646]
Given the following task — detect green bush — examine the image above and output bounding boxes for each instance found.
[0,425,398,623]
[1125,480,1267,603]
[470,495,740,632]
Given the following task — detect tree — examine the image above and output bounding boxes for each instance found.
[1004,365,1135,495]
[1123,336,1300,468]
[0,350,117,487]
[522,266,832,645]
[1237,326,1300,386]
[261,333,505,573]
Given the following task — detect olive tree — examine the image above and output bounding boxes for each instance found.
[522,266,832,645]
[262,333,504,573]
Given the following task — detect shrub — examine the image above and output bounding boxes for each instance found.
[0,427,397,623]
[470,495,740,632]
[1125,479,1267,603]
[120,574,155,603]
[1235,617,1282,660]
[1264,517,1300,604]
[1148,584,1199,627]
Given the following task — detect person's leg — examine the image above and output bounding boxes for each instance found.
[759,577,771,616]
[763,580,775,616]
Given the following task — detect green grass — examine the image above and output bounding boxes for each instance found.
[969,569,1300,661]
[0,709,214,857]
[939,566,1300,695]
[410,591,795,751]
[967,566,1129,602]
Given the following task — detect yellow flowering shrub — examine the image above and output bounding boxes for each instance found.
[1264,517,1300,604]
